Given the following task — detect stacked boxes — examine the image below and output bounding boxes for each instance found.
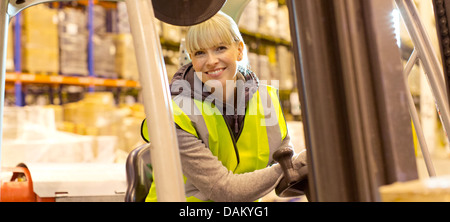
[239,0,291,41]
[22,4,59,74]
[93,34,117,78]
[63,92,116,136]
[277,46,295,90]
[114,2,139,81]
[277,5,291,42]
[61,92,144,152]
[238,1,295,90]
[258,0,279,37]
[116,2,131,33]
[247,47,295,91]
[92,5,106,33]
[18,2,294,87]
[238,0,259,33]
[114,33,139,81]
[258,54,272,81]
[248,52,259,76]
[92,5,117,78]
[58,7,88,76]
[118,103,146,153]
[6,18,14,72]
[3,106,21,140]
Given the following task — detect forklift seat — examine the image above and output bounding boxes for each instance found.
[124,143,153,202]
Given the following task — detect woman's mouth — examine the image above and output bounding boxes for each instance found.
[206,68,225,77]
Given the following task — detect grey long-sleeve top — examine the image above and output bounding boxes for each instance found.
[178,127,290,202]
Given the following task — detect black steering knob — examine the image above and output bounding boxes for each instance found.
[273,147,298,186]
[273,148,310,198]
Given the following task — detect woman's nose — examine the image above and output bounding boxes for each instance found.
[206,53,219,66]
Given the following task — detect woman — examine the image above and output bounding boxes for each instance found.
[141,11,306,202]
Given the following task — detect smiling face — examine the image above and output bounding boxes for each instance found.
[190,41,243,87]
[186,11,247,92]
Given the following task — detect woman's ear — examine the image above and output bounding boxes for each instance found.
[237,41,244,61]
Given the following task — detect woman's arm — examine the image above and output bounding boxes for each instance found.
[177,128,284,202]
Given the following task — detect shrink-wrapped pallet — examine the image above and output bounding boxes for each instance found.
[92,5,106,34]
[22,4,59,74]
[91,5,117,78]
[1,106,118,166]
[58,7,88,76]
[117,2,131,33]
[93,33,117,78]
[114,33,139,81]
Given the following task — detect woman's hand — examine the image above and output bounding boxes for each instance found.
[293,149,307,169]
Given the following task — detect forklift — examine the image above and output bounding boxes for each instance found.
[1,0,449,202]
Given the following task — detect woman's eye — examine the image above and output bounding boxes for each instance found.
[217,46,227,51]
[194,51,205,56]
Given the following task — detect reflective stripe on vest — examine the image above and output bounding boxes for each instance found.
[141,85,287,202]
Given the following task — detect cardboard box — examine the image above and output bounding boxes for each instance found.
[22,4,59,74]
[114,33,139,81]
[380,176,450,202]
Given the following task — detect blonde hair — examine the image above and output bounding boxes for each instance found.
[186,11,249,72]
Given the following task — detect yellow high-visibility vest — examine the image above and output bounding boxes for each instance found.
[141,85,287,202]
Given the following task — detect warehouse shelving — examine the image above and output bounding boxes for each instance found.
[5,72,139,87]
[9,1,142,106]
[240,28,291,47]
[8,1,295,110]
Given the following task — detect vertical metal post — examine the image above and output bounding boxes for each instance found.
[124,0,185,201]
[2,0,185,201]
[287,0,358,201]
[433,0,450,106]
[403,49,437,177]
[87,0,94,92]
[396,0,450,140]
[0,0,11,200]
[14,12,24,106]
[287,0,418,201]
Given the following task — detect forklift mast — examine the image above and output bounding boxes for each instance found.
[287,0,419,201]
